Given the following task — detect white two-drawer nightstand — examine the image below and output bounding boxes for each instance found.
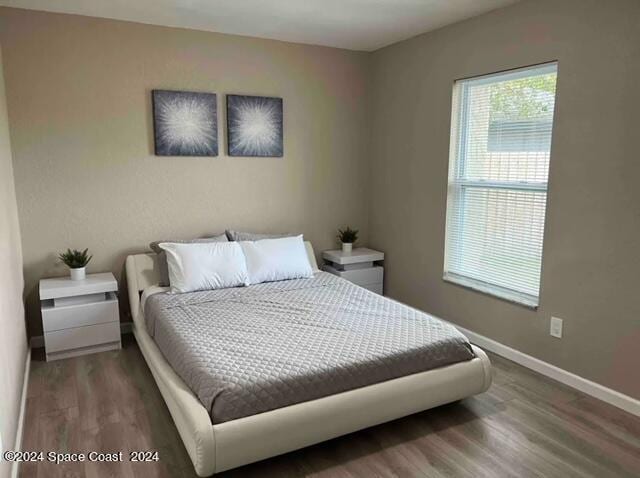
[322,248,384,294]
[39,272,121,361]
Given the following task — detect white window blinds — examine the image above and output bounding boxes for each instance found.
[444,63,558,307]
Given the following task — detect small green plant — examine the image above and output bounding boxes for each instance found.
[337,227,358,244]
[59,248,92,269]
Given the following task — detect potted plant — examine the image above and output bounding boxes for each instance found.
[337,227,358,254]
[59,248,92,281]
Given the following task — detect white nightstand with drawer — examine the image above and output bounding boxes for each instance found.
[40,272,121,361]
[322,248,384,294]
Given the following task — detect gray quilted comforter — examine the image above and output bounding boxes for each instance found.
[144,272,475,424]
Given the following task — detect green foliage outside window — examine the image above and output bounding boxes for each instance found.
[490,73,556,121]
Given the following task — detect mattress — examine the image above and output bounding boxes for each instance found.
[143,272,475,424]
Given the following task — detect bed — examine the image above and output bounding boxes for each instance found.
[126,242,492,476]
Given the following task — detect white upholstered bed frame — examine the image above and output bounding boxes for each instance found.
[125,242,492,476]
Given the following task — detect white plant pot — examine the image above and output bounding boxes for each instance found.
[70,267,86,281]
[342,243,353,254]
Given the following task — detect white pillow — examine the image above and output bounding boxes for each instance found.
[159,242,249,293]
[240,235,314,285]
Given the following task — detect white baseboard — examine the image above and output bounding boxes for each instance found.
[455,323,640,417]
[29,321,639,416]
[30,322,134,349]
[11,347,31,478]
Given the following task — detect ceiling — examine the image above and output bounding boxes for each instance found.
[0,0,519,51]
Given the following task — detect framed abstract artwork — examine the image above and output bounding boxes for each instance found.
[152,90,218,156]
[226,95,283,157]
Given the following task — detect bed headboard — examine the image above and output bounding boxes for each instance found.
[126,241,319,321]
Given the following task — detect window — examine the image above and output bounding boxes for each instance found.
[444,63,558,307]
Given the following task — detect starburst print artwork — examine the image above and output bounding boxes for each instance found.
[227,95,283,157]
[153,90,218,156]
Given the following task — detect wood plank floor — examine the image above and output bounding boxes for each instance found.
[20,335,640,478]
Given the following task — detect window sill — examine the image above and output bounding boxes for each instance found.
[443,273,539,309]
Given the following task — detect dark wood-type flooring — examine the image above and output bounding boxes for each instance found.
[19,335,640,478]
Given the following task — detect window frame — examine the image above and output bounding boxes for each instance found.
[443,62,558,308]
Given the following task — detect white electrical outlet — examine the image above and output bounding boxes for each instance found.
[550,316,563,338]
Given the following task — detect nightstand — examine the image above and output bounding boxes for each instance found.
[322,248,384,294]
[39,272,121,361]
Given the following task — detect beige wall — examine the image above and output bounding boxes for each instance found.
[0,8,371,336]
[1,0,638,403]
[0,43,28,477]
[370,0,640,399]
